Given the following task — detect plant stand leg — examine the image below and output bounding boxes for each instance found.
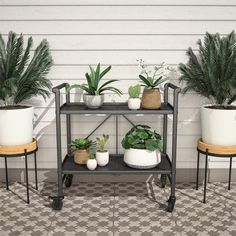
[24,149,30,204]
[34,152,38,191]
[4,157,9,191]
[196,151,200,190]
[203,149,208,204]
[228,157,233,190]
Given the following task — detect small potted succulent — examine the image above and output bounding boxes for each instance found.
[121,124,162,169]
[67,63,122,109]
[138,59,169,109]
[70,138,95,164]
[96,134,109,166]
[87,151,97,170]
[0,31,52,146]
[128,84,141,110]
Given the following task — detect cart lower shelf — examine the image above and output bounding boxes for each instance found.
[62,153,172,175]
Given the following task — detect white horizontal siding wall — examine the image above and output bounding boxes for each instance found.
[0,0,236,170]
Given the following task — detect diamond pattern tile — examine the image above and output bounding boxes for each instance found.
[0,180,235,236]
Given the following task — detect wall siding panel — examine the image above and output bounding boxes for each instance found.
[0,0,235,173]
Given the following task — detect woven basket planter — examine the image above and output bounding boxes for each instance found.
[141,88,161,109]
[74,149,89,164]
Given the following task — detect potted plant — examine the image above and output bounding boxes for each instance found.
[121,124,162,169]
[0,31,52,146]
[71,138,95,164]
[128,84,141,110]
[179,31,236,146]
[67,63,122,109]
[96,134,109,166]
[87,151,97,170]
[138,59,169,109]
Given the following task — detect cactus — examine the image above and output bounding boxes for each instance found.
[128,84,141,98]
[96,134,109,152]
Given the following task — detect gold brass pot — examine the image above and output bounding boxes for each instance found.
[74,149,89,164]
[141,88,161,109]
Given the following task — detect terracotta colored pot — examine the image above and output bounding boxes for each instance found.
[74,149,89,164]
[141,88,161,109]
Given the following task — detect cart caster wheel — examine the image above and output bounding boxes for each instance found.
[51,198,63,210]
[64,174,73,188]
[160,174,167,188]
[166,196,176,212]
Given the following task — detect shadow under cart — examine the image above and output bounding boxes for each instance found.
[51,83,180,212]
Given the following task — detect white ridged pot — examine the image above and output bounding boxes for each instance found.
[83,94,104,109]
[124,148,161,169]
[128,98,141,110]
[87,159,97,170]
[96,151,109,166]
[0,106,34,146]
[201,105,236,146]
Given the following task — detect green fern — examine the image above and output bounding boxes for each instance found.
[179,31,236,105]
[0,31,53,106]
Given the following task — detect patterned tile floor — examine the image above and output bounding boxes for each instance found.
[0,180,235,236]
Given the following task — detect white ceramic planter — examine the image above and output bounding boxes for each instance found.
[201,105,236,145]
[0,106,34,146]
[83,94,104,109]
[96,151,109,166]
[87,159,97,170]
[124,148,161,169]
[128,98,141,110]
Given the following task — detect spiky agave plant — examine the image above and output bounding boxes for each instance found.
[0,31,53,107]
[179,31,236,105]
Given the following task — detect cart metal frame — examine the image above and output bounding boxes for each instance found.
[51,83,180,212]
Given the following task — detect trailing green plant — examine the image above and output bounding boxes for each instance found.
[179,31,236,105]
[128,84,141,98]
[121,124,162,151]
[137,59,169,89]
[70,138,95,151]
[67,63,122,96]
[96,134,109,152]
[0,31,53,106]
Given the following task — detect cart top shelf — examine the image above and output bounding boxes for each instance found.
[60,102,174,115]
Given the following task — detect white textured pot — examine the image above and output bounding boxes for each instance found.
[0,106,34,146]
[86,159,97,170]
[201,105,236,145]
[83,94,104,109]
[124,148,161,169]
[128,98,141,110]
[96,151,109,166]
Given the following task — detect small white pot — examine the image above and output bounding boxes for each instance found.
[86,159,97,170]
[83,94,104,109]
[128,98,141,110]
[0,106,34,146]
[124,148,161,169]
[201,105,236,145]
[96,151,109,166]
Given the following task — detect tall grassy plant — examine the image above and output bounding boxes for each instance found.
[0,31,53,106]
[179,31,236,105]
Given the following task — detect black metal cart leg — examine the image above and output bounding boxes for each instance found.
[228,157,233,190]
[203,149,208,204]
[34,152,38,191]
[4,157,9,191]
[160,174,167,188]
[24,149,30,204]
[196,151,200,190]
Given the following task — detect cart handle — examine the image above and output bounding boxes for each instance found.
[52,83,69,93]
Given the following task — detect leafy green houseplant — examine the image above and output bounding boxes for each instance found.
[128,84,141,110]
[0,31,53,146]
[67,63,122,109]
[96,134,110,166]
[87,150,97,170]
[137,60,170,109]
[71,138,95,165]
[122,124,162,169]
[179,31,236,145]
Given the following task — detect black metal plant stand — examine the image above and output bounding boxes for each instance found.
[52,83,180,212]
[196,139,235,203]
[0,140,38,204]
